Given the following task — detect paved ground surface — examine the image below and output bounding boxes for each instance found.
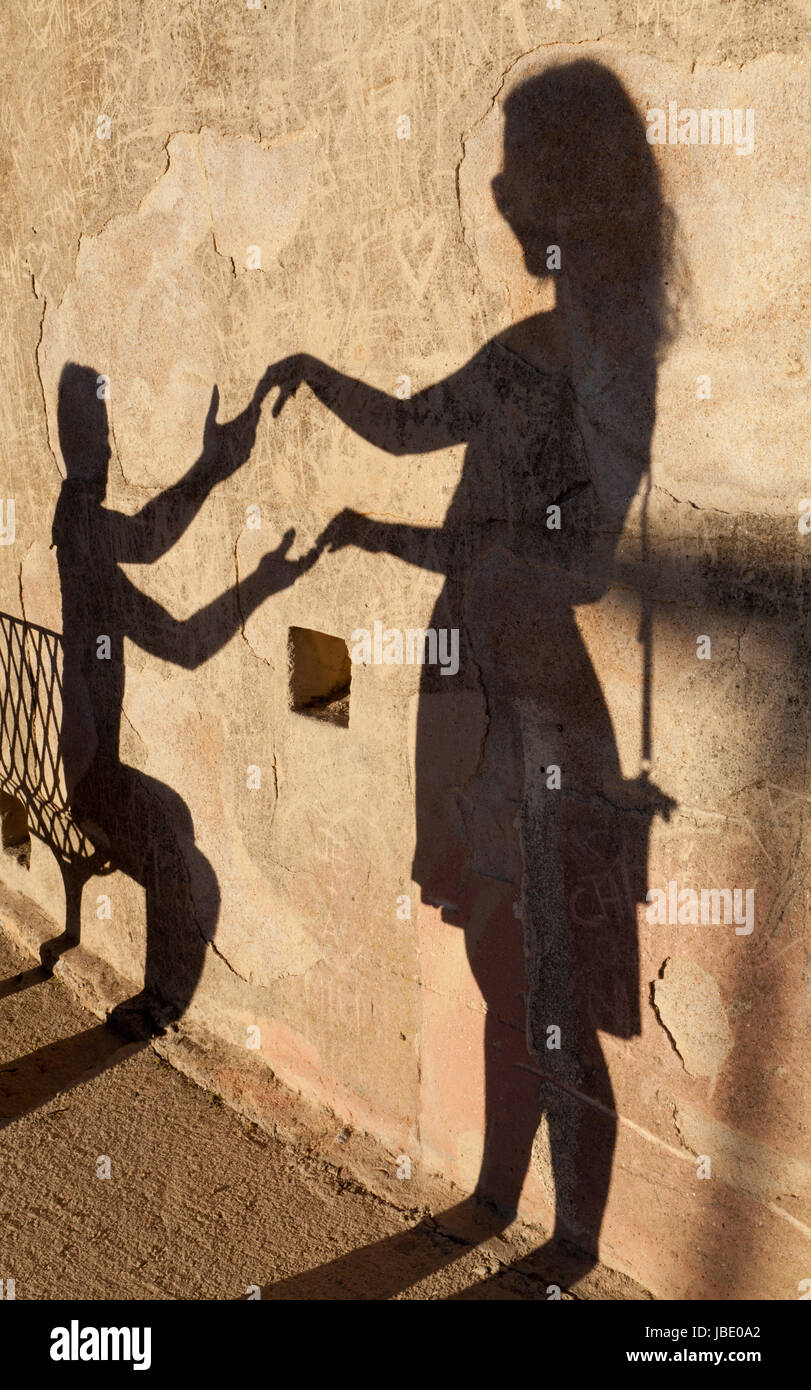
[0,926,645,1300]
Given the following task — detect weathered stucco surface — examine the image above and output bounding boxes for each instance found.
[0,0,808,1299]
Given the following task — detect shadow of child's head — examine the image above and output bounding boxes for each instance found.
[57,363,111,491]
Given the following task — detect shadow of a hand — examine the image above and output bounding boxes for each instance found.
[260,355,312,417]
[316,507,363,553]
[200,380,273,472]
[257,527,322,592]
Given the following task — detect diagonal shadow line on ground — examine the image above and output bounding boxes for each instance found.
[0,966,50,1001]
[0,1022,144,1128]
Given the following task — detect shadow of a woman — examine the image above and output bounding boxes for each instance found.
[259,59,677,1297]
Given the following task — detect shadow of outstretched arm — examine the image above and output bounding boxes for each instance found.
[265,353,476,456]
[317,508,447,573]
[109,378,276,564]
[116,529,319,669]
[262,353,486,573]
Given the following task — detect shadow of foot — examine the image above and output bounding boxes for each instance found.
[107,991,170,1042]
[39,931,78,975]
[447,1236,598,1299]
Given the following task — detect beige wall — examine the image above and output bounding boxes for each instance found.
[0,1,808,1298]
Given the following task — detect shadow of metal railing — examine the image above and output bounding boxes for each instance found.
[0,610,113,948]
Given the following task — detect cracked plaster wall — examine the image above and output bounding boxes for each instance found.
[0,0,809,1298]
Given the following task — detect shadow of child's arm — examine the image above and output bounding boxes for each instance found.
[109,377,276,565]
[264,353,477,457]
[116,529,320,669]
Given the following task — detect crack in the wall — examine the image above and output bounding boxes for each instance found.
[671,1101,694,1153]
[32,289,61,483]
[194,134,238,279]
[118,702,147,757]
[653,483,737,516]
[16,554,28,621]
[454,33,627,248]
[269,749,279,837]
[207,934,248,981]
[233,525,274,668]
[649,958,686,1068]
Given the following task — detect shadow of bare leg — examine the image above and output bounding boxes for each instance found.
[103,771,219,1044]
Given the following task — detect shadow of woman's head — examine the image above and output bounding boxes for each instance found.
[492,59,679,360]
[57,363,111,491]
